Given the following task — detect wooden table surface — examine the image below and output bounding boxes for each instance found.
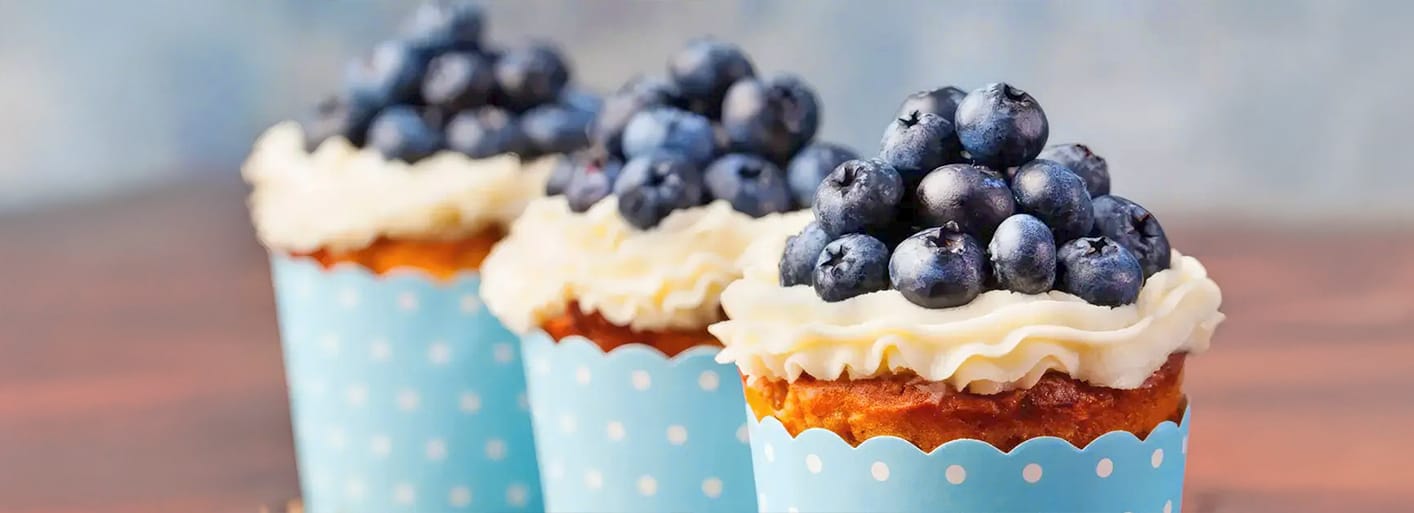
[1,177,1411,513]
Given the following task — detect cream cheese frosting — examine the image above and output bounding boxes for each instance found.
[480,195,813,334]
[711,231,1225,394]
[243,121,559,253]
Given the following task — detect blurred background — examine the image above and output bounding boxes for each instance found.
[2,1,1412,512]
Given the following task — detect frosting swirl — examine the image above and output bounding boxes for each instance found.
[711,232,1224,394]
[243,122,557,253]
[481,195,812,333]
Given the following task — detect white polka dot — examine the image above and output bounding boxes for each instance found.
[559,414,577,433]
[606,421,626,441]
[345,384,368,407]
[394,483,416,505]
[506,483,528,507]
[757,493,767,508]
[485,438,507,461]
[1096,458,1114,478]
[345,478,366,500]
[636,475,658,496]
[428,341,452,365]
[320,334,341,355]
[531,357,550,376]
[426,438,448,461]
[1022,463,1043,483]
[397,389,421,411]
[1182,435,1189,454]
[370,435,392,457]
[338,288,360,308]
[584,469,603,490]
[448,486,472,507]
[764,443,775,463]
[946,464,967,484]
[460,392,482,413]
[398,292,418,311]
[698,370,720,391]
[575,366,592,385]
[517,392,529,411]
[631,370,652,390]
[1163,500,1173,513]
[667,425,688,445]
[1152,448,1165,468]
[737,424,749,443]
[304,378,327,398]
[327,427,347,450]
[805,454,823,474]
[310,471,331,489]
[459,294,482,314]
[787,507,800,513]
[871,461,890,481]
[369,338,391,362]
[493,343,515,364]
[702,477,723,498]
[546,460,565,480]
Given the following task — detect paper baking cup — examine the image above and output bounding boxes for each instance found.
[521,330,757,513]
[271,255,541,513]
[748,405,1191,513]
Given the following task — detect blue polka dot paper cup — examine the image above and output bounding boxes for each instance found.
[270,255,541,513]
[521,330,757,513]
[747,406,1191,513]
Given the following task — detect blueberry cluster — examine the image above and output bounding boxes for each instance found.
[303,1,595,163]
[781,83,1172,308]
[546,38,857,229]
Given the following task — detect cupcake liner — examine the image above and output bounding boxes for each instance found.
[747,404,1191,513]
[521,330,757,513]
[271,254,541,513]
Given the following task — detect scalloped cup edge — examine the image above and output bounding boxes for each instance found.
[525,328,725,365]
[753,405,1191,456]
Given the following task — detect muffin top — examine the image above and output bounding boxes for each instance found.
[712,82,1224,393]
[245,1,596,253]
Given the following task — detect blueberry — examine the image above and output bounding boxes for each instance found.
[703,153,793,217]
[896,86,968,122]
[559,87,603,119]
[564,152,624,212]
[667,38,756,118]
[988,214,1057,294]
[721,75,820,165]
[915,163,1015,240]
[366,106,444,162]
[955,82,1049,168]
[521,103,592,155]
[593,75,683,158]
[889,226,988,308]
[1056,237,1143,306]
[621,107,716,166]
[303,95,378,150]
[400,1,484,56]
[1010,159,1094,241]
[813,234,891,302]
[1090,195,1171,278]
[493,43,570,112]
[420,51,494,112]
[779,221,830,287]
[545,157,575,196]
[1038,143,1110,198]
[445,107,529,158]
[785,142,859,208]
[613,152,705,229]
[344,40,426,107]
[879,111,960,184]
[813,159,904,238]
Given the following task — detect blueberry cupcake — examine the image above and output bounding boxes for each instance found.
[244,3,594,512]
[713,83,1225,513]
[481,39,855,513]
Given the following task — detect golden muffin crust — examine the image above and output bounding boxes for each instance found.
[296,226,505,279]
[744,353,1187,451]
[542,302,720,357]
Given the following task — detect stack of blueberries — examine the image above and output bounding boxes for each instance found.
[548,38,858,229]
[303,1,596,163]
[781,83,1172,308]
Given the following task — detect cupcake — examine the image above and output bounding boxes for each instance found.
[712,83,1225,512]
[481,39,856,513]
[244,3,594,512]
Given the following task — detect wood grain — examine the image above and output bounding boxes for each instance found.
[1,177,1411,513]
